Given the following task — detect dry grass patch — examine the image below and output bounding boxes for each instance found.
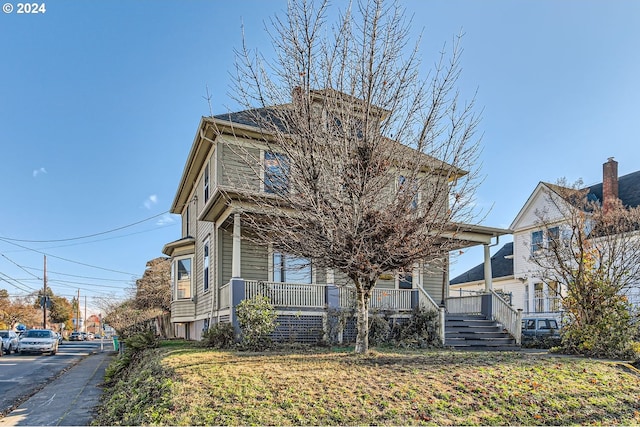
[96,344,640,426]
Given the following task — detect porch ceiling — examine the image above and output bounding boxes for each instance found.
[443,223,512,250]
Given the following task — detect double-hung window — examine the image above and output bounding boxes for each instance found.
[203,163,210,203]
[264,152,289,194]
[531,230,544,254]
[399,272,413,289]
[173,257,193,300]
[398,175,419,209]
[547,226,559,248]
[203,239,210,292]
[273,251,312,283]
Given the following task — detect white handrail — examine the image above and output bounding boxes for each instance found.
[490,290,522,345]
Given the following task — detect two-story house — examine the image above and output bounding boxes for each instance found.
[163,90,511,343]
[451,158,640,321]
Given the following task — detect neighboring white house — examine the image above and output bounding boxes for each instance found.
[451,158,640,320]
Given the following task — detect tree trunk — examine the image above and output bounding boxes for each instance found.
[354,286,370,354]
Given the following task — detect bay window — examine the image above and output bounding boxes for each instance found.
[173,256,193,300]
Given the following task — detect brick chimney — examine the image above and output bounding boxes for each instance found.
[602,157,619,213]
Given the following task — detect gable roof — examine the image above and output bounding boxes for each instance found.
[586,170,640,208]
[449,242,514,285]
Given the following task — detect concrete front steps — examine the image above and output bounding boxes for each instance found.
[445,314,519,350]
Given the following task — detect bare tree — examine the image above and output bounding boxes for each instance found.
[133,257,173,338]
[96,258,173,339]
[532,180,640,357]
[222,0,482,353]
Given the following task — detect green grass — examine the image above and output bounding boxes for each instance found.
[93,343,640,426]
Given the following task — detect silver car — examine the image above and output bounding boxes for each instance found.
[18,329,59,355]
[1,330,19,354]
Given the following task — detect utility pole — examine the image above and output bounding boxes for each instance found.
[76,289,80,332]
[84,295,87,333]
[43,255,47,329]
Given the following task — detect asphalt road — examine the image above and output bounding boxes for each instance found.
[0,340,112,416]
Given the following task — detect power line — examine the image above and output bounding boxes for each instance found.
[48,279,133,290]
[0,240,138,276]
[0,223,177,254]
[0,211,172,243]
[1,253,42,281]
[22,267,136,282]
[0,271,38,293]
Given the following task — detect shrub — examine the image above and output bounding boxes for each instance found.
[201,323,236,349]
[368,311,391,347]
[323,308,352,346]
[560,295,639,359]
[105,329,159,383]
[392,307,440,349]
[236,296,278,351]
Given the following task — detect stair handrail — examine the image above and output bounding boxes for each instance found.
[490,289,522,345]
[416,286,446,345]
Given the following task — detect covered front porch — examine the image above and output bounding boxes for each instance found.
[208,210,517,345]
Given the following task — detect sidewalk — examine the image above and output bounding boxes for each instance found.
[0,350,115,426]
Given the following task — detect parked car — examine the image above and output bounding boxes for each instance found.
[69,332,84,341]
[0,339,3,356]
[54,332,63,344]
[86,332,95,340]
[18,329,59,355]
[1,330,20,354]
[522,318,561,338]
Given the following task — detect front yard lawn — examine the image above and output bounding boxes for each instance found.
[94,343,640,426]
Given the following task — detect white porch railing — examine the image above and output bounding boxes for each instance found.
[338,287,414,311]
[491,290,522,345]
[219,282,231,309]
[244,280,326,308]
[446,294,483,315]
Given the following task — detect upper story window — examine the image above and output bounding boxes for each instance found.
[531,226,561,254]
[185,206,190,237]
[204,163,210,203]
[531,230,543,254]
[203,239,210,292]
[264,151,289,194]
[547,226,559,247]
[273,251,312,283]
[173,257,193,300]
[398,175,419,209]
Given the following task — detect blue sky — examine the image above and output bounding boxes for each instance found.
[1,0,639,313]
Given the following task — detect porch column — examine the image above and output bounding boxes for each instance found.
[483,243,493,292]
[232,213,241,278]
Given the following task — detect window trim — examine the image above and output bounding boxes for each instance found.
[173,255,194,300]
[271,250,312,284]
[203,238,210,293]
[398,175,420,209]
[203,163,210,203]
[263,151,289,194]
[531,230,544,254]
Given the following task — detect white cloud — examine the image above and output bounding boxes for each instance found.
[32,167,47,178]
[143,194,158,210]
[156,214,176,226]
